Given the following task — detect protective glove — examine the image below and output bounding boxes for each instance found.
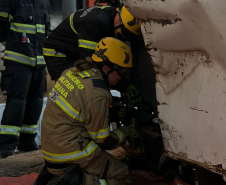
[110,102,127,123]
[128,118,139,138]
[125,84,141,106]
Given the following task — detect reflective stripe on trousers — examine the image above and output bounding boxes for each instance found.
[43,48,66,57]
[49,89,84,122]
[0,125,21,136]
[42,141,98,162]
[78,39,98,50]
[20,124,37,134]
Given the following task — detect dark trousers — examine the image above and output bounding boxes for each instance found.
[0,64,46,150]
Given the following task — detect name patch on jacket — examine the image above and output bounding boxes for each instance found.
[65,71,84,89]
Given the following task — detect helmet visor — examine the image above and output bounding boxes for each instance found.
[115,66,132,79]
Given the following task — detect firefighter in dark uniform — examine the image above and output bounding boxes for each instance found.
[43,5,141,82]
[34,37,139,185]
[43,5,142,107]
[0,0,50,158]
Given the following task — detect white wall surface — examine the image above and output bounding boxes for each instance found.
[124,0,226,176]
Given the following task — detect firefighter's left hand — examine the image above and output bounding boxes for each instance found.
[125,84,141,106]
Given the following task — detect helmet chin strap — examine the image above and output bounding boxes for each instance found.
[103,68,115,87]
[95,63,115,87]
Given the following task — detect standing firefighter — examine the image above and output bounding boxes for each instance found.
[35,37,139,185]
[0,0,50,158]
[43,5,141,82]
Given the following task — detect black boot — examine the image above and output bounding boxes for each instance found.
[34,165,56,185]
[34,164,84,185]
[0,149,14,158]
[17,133,40,152]
[17,140,40,151]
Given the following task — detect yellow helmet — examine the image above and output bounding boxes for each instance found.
[92,37,132,68]
[120,6,141,35]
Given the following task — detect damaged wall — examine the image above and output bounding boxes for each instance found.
[123,0,226,176]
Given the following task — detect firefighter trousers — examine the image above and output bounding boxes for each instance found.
[47,149,134,185]
[81,150,134,185]
[0,64,46,150]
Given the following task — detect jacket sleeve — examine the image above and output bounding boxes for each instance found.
[77,24,105,58]
[0,0,11,46]
[84,96,131,150]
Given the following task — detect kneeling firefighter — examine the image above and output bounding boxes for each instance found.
[43,4,142,107]
[35,37,139,185]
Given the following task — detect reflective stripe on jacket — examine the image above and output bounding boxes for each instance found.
[0,0,50,67]
[43,6,116,59]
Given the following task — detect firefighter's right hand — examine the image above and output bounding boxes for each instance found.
[110,102,127,123]
[128,118,139,138]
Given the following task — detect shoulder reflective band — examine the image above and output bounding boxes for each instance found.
[21,124,37,134]
[43,48,66,57]
[0,11,8,18]
[70,13,78,34]
[78,39,98,50]
[49,89,84,122]
[42,141,98,162]
[77,70,90,78]
[99,179,107,185]
[0,125,21,136]
[36,24,45,34]
[112,130,124,144]
[5,50,36,66]
[37,56,46,65]
[10,22,36,34]
[88,126,110,139]
[97,6,110,10]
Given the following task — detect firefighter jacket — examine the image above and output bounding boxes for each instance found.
[0,0,50,67]
[41,67,131,166]
[43,6,116,60]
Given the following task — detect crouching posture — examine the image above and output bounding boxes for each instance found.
[35,37,138,185]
